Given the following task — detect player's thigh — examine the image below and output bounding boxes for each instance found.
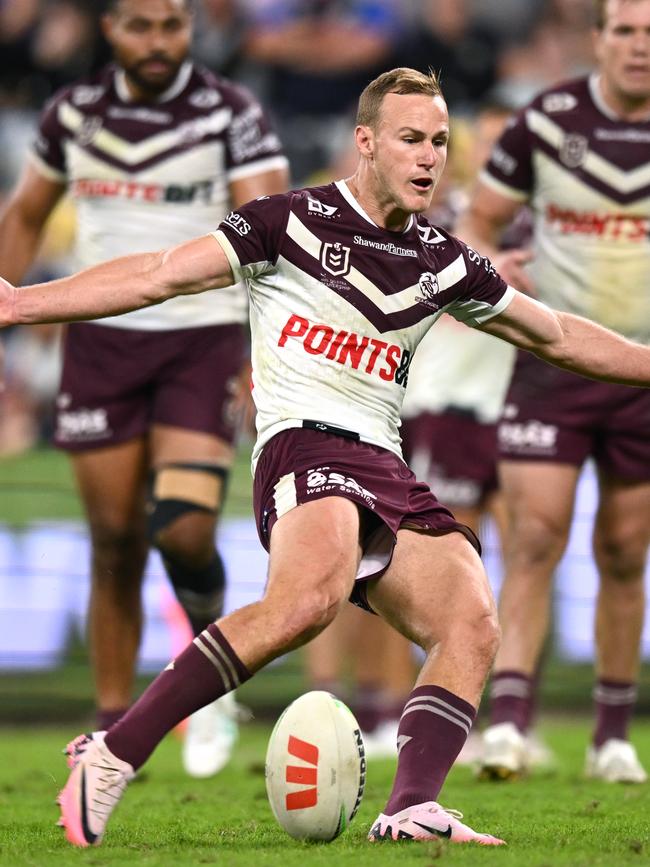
[264,496,362,610]
[150,424,235,468]
[71,438,149,529]
[366,528,496,649]
[498,461,580,532]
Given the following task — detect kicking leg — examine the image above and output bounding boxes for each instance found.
[58,496,362,846]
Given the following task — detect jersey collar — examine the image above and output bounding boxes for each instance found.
[335,179,415,234]
[114,61,193,104]
[589,71,650,122]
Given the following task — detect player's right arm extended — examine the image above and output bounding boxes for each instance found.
[1,234,234,328]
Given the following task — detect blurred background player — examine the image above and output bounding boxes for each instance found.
[458,0,650,783]
[0,0,288,777]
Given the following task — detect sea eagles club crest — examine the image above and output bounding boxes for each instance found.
[415,271,441,310]
[560,133,588,169]
[321,241,351,277]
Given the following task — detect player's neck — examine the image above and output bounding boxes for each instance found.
[597,74,650,122]
[116,63,190,105]
[345,174,411,233]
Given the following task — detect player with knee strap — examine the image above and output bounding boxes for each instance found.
[0,0,288,777]
[148,463,229,633]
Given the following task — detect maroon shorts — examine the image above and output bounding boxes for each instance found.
[498,351,650,480]
[252,426,479,612]
[401,410,499,509]
[54,321,246,451]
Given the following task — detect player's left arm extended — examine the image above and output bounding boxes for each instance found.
[479,290,650,387]
[0,234,233,328]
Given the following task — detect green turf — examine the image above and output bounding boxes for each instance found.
[0,445,256,524]
[1,721,650,866]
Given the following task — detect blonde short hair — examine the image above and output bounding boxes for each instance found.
[356,67,443,129]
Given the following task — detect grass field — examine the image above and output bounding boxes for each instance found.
[3,449,650,865]
[2,720,650,866]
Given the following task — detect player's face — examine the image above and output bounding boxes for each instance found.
[595,0,650,104]
[368,93,449,216]
[102,0,192,97]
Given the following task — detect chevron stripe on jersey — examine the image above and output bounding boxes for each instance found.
[284,211,468,333]
[524,108,650,204]
[482,74,650,342]
[215,181,513,463]
[30,62,287,331]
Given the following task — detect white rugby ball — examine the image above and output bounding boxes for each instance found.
[265,690,366,841]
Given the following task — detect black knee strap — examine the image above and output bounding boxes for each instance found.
[147,463,229,541]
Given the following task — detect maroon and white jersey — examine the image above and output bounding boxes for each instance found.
[30,62,288,330]
[213,180,514,463]
[482,74,650,343]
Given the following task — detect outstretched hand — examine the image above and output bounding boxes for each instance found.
[492,249,535,296]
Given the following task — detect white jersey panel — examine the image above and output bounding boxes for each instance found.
[402,314,515,423]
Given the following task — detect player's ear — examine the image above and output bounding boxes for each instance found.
[355,125,375,160]
[101,11,116,46]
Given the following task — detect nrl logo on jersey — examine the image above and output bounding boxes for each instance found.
[415,271,441,310]
[320,241,351,277]
[560,133,588,168]
[307,197,339,218]
[417,225,446,245]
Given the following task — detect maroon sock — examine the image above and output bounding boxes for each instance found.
[105,624,250,769]
[384,685,476,814]
[489,670,534,732]
[593,679,637,747]
[97,707,128,731]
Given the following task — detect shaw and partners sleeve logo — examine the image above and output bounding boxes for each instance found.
[415,271,441,310]
[320,241,351,277]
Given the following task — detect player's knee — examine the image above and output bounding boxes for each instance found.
[447,597,500,667]
[594,531,648,583]
[147,463,228,562]
[507,512,569,570]
[89,522,147,581]
[272,589,342,648]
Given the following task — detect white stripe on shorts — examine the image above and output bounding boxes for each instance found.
[273,472,297,519]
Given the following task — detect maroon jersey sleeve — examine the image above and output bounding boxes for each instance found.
[481,107,534,199]
[222,82,286,176]
[31,89,71,179]
[214,193,291,280]
[443,236,514,325]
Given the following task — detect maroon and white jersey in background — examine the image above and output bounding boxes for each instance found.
[214,180,515,463]
[30,62,288,330]
[482,74,650,344]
